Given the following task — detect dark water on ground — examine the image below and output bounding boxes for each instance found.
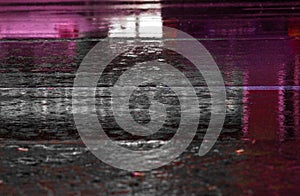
[0,1,299,195]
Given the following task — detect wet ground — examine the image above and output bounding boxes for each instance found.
[0,0,300,195]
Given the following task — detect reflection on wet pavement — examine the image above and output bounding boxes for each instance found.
[0,0,300,195]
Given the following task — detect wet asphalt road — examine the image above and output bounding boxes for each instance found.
[0,1,300,195]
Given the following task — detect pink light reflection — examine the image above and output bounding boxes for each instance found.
[0,12,97,39]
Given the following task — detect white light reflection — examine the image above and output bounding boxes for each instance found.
[278,64,286,142]
[109,3,163,38]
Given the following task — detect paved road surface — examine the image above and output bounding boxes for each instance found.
[0,1,299,195]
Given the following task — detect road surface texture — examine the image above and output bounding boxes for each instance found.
[0,0,300,195]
